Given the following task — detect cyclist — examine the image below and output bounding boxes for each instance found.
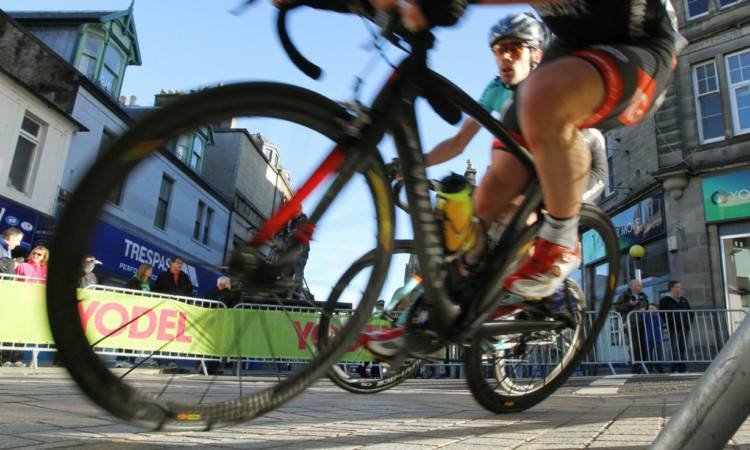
[423,13,606,263]
[360,12,607,360]
[383,0,684,301]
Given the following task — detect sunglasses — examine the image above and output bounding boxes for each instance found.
[493,42,533,57]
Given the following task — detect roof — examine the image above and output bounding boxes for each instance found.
[7,11,120,22]
[7,6,142,66]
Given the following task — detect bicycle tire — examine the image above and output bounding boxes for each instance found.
[464,204,619,413]
[46,82,394,430]
[319,240,424,394]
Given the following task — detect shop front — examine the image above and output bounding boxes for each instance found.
[702,168,750,319]
[583,192,670,307]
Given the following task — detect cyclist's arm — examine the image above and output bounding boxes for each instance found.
[424,118,481,168]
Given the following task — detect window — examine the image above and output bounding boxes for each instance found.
[97,130,124,205]
[76,33,126,97]
[99,46,123,95]
[685,0,709,18]
[78,35,101,79]
[203,209,213,245]
[193,201,213,245]
[726,49,750,136]
[190,134,205,171]
[193,201,205,240]
[718,0,743,8]
[154,176,173,230]
[693,61,725,143]
[7,115,42,193]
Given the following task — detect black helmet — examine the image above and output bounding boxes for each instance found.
[488,13,545,49]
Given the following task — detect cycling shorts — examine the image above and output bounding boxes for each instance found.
[501,35,677,135]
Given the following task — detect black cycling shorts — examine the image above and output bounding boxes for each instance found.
[501,35,677,135]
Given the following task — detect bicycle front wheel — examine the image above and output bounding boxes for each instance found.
[464,204,619,413]
[46,82,394,430]
[319,240,424,394]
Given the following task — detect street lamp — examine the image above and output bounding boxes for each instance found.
[629,244,645,281]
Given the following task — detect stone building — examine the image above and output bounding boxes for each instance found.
[1,7,233,293]
[594,0,750,327]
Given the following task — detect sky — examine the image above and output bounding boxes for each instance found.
[3,0,531,304]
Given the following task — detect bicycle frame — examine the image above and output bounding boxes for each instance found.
[265,31,566,349]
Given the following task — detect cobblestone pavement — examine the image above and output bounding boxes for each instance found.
[0,368,748,449]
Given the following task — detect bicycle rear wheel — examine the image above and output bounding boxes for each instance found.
[464,204,619,413]
[46,82,394,430]
[319,240,424,394]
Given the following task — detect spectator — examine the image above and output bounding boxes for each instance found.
[77,255,101,288]
[115,263,154,369]
[614,279,649,374]
[15,246,49,283]
[153,256,193,296]
[638,304,666,374]
[206,276,239,307]
[659,280,694,374]
[1,228,26,366]
[0,227,23,274]
[125,263,153,292]
[151,256,192,370]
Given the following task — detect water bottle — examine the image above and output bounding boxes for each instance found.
[435,173,476,253]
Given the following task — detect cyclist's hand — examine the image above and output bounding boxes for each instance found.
[373,0,429,31]
[386,158,404,180]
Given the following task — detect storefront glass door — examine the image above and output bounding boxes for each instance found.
[721,234,750,331]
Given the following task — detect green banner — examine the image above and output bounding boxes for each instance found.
[702,169,750,222]
[0,282,53,344]
[0,281,390,361]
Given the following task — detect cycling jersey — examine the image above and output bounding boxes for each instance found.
[479,77,512,116]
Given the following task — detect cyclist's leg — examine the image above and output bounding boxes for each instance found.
[473,148,531,227]
[518,56,602,222]
[462,147,531,267]
[502,39,674,299]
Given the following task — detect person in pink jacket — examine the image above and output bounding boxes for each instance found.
[15,246,48,284]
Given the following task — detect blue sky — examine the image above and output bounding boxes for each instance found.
[4,0,530,303]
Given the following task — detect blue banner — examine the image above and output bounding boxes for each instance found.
[89,221,220,294]
[0,197,55,251]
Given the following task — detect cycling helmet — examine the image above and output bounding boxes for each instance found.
[488,13,545,49]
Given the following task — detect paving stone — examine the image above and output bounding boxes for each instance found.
[1,369,749,449]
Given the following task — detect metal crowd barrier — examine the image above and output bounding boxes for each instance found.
[227,302,355,374]
[84,284,227,374]
[624,309,747,374]
[0,273,49,368]
[3,271,748,379]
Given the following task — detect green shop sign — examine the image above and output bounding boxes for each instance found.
[702,169,750,223]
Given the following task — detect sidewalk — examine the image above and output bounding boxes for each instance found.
[0,368,748,448]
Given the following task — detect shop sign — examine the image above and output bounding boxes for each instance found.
[0,197,54,250]
[702,169,750,222]
[89,221,219,293]
[583,193,664,265]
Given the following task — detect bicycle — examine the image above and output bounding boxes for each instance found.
[320,176,604,402]
[46,0,620,431]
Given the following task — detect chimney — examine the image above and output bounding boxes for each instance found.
[129,95,137,106]
[119,96,126,106]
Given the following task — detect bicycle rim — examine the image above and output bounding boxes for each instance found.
[464,204,619,413]
[319,240,424,394]
[46,82,394,430]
